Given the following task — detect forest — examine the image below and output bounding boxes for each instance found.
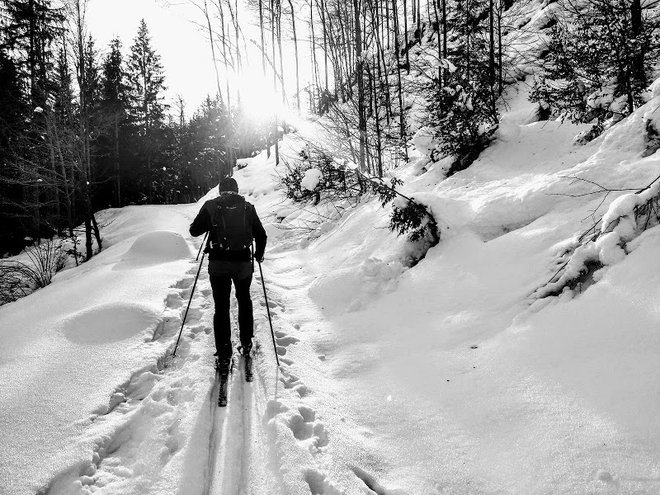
[1,0,657,260]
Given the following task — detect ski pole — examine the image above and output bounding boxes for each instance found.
[172,249,206,357]
[196,232,208,261]
[258,261,280,367]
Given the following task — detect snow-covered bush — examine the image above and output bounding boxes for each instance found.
[280,148,362,204]
[390,196,439,247]
[429,78,499,173]
[282,142,440,263]
[424,2,500,174]
[536,177,660,298]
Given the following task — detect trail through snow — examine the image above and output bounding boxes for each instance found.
[2,86,660,494]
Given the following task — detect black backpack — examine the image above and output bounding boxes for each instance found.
[208,193,253,251]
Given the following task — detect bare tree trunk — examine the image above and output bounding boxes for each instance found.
[370,55,383,177]
[466,0,471,84]
[213,0,234,174]
[270,0,280,164]
[114,115,121,206]
[259,0,270,157]
[74,0,101,257]
[202,0,224,99]
[276,2,286,103]
[287,0,301,110]
[392,0,406,141]
[631,0,646,95]
[354,0,366,171]
[497,0,502,93]
[489,0,496,112]
[309,0,321,106]
[319,0,329,93]
[259,0,267,76]
[403,0,409,72]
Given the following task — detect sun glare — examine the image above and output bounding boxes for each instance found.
[233,70,290,125]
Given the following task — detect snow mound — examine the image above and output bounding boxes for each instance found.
[309,257,405,315]
[118,231,191,268]
[62,303,159,344]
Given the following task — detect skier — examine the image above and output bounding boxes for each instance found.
[189,176,267,374]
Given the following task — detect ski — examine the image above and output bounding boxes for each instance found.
[216,356,232,407]
[244,352,253,382]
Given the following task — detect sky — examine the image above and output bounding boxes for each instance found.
[86,0,227,116]
[85,0,309,120]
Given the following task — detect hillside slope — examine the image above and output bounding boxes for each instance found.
[0,85,659,495]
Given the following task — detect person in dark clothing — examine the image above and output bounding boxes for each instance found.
[189,177,267,366]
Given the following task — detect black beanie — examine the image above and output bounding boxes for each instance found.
[218,177,238,193]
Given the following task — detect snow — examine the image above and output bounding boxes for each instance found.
[2,77,660,495]
[0,206,200,494]
[301,167,323,191]
[411,126,436,154]
[62,303,160,344]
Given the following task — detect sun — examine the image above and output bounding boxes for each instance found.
[233,69,289,125]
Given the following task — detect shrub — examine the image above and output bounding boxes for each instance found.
[281,144,440,261]
[0,238,66,305]
[281,148,363,204]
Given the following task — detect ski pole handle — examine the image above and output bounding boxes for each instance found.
[196,232,208,261]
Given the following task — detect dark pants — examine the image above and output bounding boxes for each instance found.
[209,272,253,358]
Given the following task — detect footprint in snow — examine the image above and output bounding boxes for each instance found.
[173,277,194,289]
[188,324,209,335]
[285,406,329,451]
[165,293,183,309]
[280,370,300,389]
[293,384,309,398]
[184,307,203,322]
[276,335,299,347]
[259,299,283,310]
[305,469,343,495]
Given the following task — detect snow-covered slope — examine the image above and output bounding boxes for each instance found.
[1,83,660,494]
[246,87,660,494]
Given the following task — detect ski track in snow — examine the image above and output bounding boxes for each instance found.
[202,268,339,495]
[11,98,660,494]
[39,253,219,495]
[27,193,347,494]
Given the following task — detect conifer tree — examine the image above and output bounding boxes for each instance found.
[100,37,128,206]
[2,0,64,246]
[125,19,167,201]
[0,47,28,254]
[530,0,660,140]
[427,0,499,173]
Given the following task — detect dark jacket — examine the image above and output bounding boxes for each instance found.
[189,192,267,262]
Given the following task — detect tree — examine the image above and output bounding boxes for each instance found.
[100,37,128,207]
[530,0,660,140]
[3,0,64,107]
[0,47,28,254]
[1,0,65,251]
[125,19,167,201]
[426,0,500,173]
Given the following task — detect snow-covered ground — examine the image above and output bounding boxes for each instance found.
[1,84,660,494]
